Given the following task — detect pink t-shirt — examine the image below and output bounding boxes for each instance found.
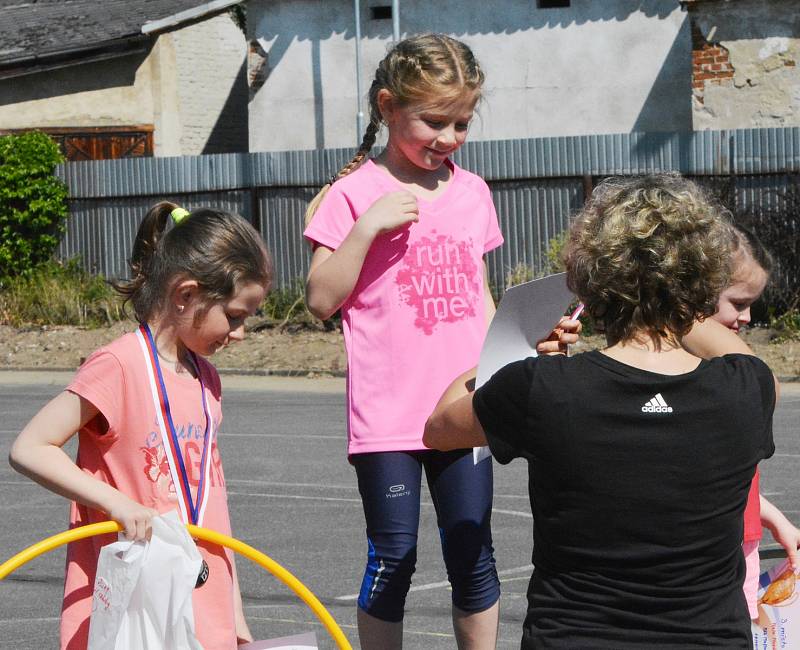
[304,159,503,454]
[743,468,762,542]
[61,332,236,650]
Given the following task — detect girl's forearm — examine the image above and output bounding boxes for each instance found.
[306,223,377,319]
[681,318,780,400]
[423,368,487,451]
[681,318,753,358]
[10,442,128,515]
[761,494,791,532]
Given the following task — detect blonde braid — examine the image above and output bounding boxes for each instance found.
[304,114,381,227]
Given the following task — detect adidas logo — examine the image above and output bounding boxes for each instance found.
[641,393,673,413]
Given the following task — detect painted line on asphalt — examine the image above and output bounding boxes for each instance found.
[228,478,358,490]
[229,491,362,504]
[244,615,453,640]
[227,479,529,501]
[492,507,532,518]
[334,564,534,601]
[0,617,60,625]
[222,432,342,439]
[0,479,530,511]
[0,503,62,510]
[228,490,533,519]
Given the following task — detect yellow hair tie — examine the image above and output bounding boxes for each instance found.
[171,207,190,225]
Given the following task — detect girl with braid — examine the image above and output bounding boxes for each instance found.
[303,34,579,649]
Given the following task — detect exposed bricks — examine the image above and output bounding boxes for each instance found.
[691,20,734,103]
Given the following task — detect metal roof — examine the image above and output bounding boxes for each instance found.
[0,0,241,72]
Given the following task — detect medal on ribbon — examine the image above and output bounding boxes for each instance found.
[136,324,215,527]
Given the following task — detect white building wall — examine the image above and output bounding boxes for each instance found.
[248,0,691,152]
[172,13,248,154]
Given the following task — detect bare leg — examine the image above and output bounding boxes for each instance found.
[357,607,403,650]
[453,601,499,650]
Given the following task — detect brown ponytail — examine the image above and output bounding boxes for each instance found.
[114,202,272,323]
[113,201,176,320]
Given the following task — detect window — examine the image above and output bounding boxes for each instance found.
[0,126,155,161]
[538,0,570,7]
[370,5,392,20]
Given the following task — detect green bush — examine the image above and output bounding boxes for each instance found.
[0,131,69,280]
[257,278,339,330]
[261,279,309,323]
[544,231,568,275]
[0,259,123,327]
[770,309,800,342]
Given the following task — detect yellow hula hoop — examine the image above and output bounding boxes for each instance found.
[0,521,352,650]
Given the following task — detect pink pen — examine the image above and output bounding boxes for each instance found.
[569,303,585,321]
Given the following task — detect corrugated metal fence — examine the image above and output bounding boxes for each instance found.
[55,128,800,291]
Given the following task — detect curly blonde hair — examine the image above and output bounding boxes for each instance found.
[565,174,735,346]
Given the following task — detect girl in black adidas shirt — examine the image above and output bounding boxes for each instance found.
[423,174,778,649]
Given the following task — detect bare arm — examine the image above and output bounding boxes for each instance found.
[682,317,754,358]
[9,391,158,540]
[682,317,780,400]
[423,368,487,451]
[305,190,419,320]
[761,494,800,570]
[425,296,583,451]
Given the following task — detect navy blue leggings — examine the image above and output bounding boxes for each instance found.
[352,449,500,622]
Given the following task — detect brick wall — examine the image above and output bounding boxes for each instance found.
[691,22,734,104]
[172,13,248,154]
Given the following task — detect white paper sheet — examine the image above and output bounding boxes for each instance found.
[473,273,574,463]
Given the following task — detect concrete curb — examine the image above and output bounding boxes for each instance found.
[0,369,796,397]
[0,366,346,377]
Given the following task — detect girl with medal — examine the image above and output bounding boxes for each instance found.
[10,202,272,650]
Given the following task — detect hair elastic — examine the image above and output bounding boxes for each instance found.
[171,207,190,225]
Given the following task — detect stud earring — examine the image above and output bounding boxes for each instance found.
[177,305,185,313]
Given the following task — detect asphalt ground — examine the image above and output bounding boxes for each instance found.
[0,372,797,650]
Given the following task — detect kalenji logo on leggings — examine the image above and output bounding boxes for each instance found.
[386,484,411,499]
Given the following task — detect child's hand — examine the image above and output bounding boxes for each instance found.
[108,495,159,541]
[761,495,800,571]
[359,191,419,236]
[536,317,582,355]
[768,519,800,571]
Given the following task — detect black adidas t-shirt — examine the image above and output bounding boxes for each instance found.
[473,351,775,649]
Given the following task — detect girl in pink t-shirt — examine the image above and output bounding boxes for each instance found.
[706,225,800,619]
[10,202,272,650]
[303,34,579,649]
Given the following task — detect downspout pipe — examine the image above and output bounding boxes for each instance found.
[354,0,364,142]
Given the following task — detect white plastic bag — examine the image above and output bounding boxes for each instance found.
[87,510,204,650]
